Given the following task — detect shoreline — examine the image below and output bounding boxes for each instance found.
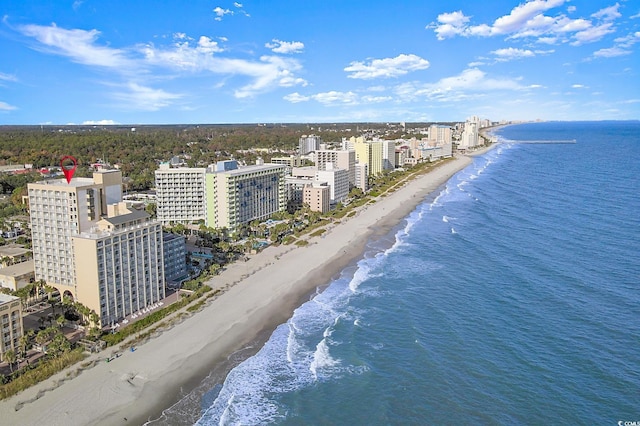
[0,154,475,426]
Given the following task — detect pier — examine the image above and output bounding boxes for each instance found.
[504,139,577,144]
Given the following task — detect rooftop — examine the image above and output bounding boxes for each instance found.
[0,260,35,278]
[32,177,95,188]
[101,209,149,226]
[0,293,20,303]
[0,244,30,257]
[220,163,285,176]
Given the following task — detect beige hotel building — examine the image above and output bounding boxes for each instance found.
[28,171,164,327]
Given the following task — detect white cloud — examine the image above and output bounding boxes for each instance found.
[537,36,558,44]
[491,47,536,60]
[344,54,430,79]
[82,119,119,125]
[430,0,565,39]
[234,2,243,7]
[278,69,308,87]
[285,90,360,105]
[571,84,588,88]
[197,36,223,53]
[265,39,304,54]
[591,3,621,21]
[312,91,358,105]
[528,84,545,88]
[593,46,631,57]
[213,7,233,21]
[283,92,309,103]
[0,101,17,111]
[111,83,183,111]
[361,95,392,103]
[394,68,524,102]
[571,22,615,45]
[20,23,307,102]
[614,31,640,48]
[0,72,18,82]
[593,31,640,59]
[141,40,307,97]
[430,11,471,40]
[230,56,308,98]
[429,0,622,46]
[491,0,565,35]
[489,47,553,62]
[19,24,136,69]
[567,6,576,13]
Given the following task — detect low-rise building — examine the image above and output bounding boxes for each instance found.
[0,260,35,291]
[0,244,32,267]
[270,156,305,175]
[0,294,23,361]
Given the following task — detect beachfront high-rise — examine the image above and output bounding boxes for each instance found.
[428,125,453,145]
[206,161,286,229]
[28,170,123,290]
[155,164,207,225]
[316,165,349,205]
[353,139,384,176]
[315,150,356,188]
[354,163,368,192]
[303,183,330,213]
[382,140,396,171]
[28,171,166,327]
[72,203,165,326]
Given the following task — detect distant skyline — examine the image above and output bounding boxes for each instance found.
[1,0,639,125]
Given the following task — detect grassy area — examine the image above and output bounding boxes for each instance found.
[0,348,87,401]
[309,229,326,238]
[101,285,213,347]
[295,240,309,247]
[282,235,297,245]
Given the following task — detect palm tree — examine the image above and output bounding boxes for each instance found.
[35,329,49,348]
[56,315,65,328]
[18,335,30,358]
[89,310,99,328]
[4,349,16,373]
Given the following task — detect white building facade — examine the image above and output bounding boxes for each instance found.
[154,164,207,225]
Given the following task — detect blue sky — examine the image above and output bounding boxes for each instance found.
[1,0,639,124]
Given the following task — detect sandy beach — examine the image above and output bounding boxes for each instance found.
[0,153,476,426]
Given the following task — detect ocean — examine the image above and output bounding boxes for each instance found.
[158,121,640,425]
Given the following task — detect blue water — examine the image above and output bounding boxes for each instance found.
[194,121,640,425]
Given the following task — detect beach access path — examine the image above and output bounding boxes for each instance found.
[0,153,480,426]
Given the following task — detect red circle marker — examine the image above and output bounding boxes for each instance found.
[60,156,78,184]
